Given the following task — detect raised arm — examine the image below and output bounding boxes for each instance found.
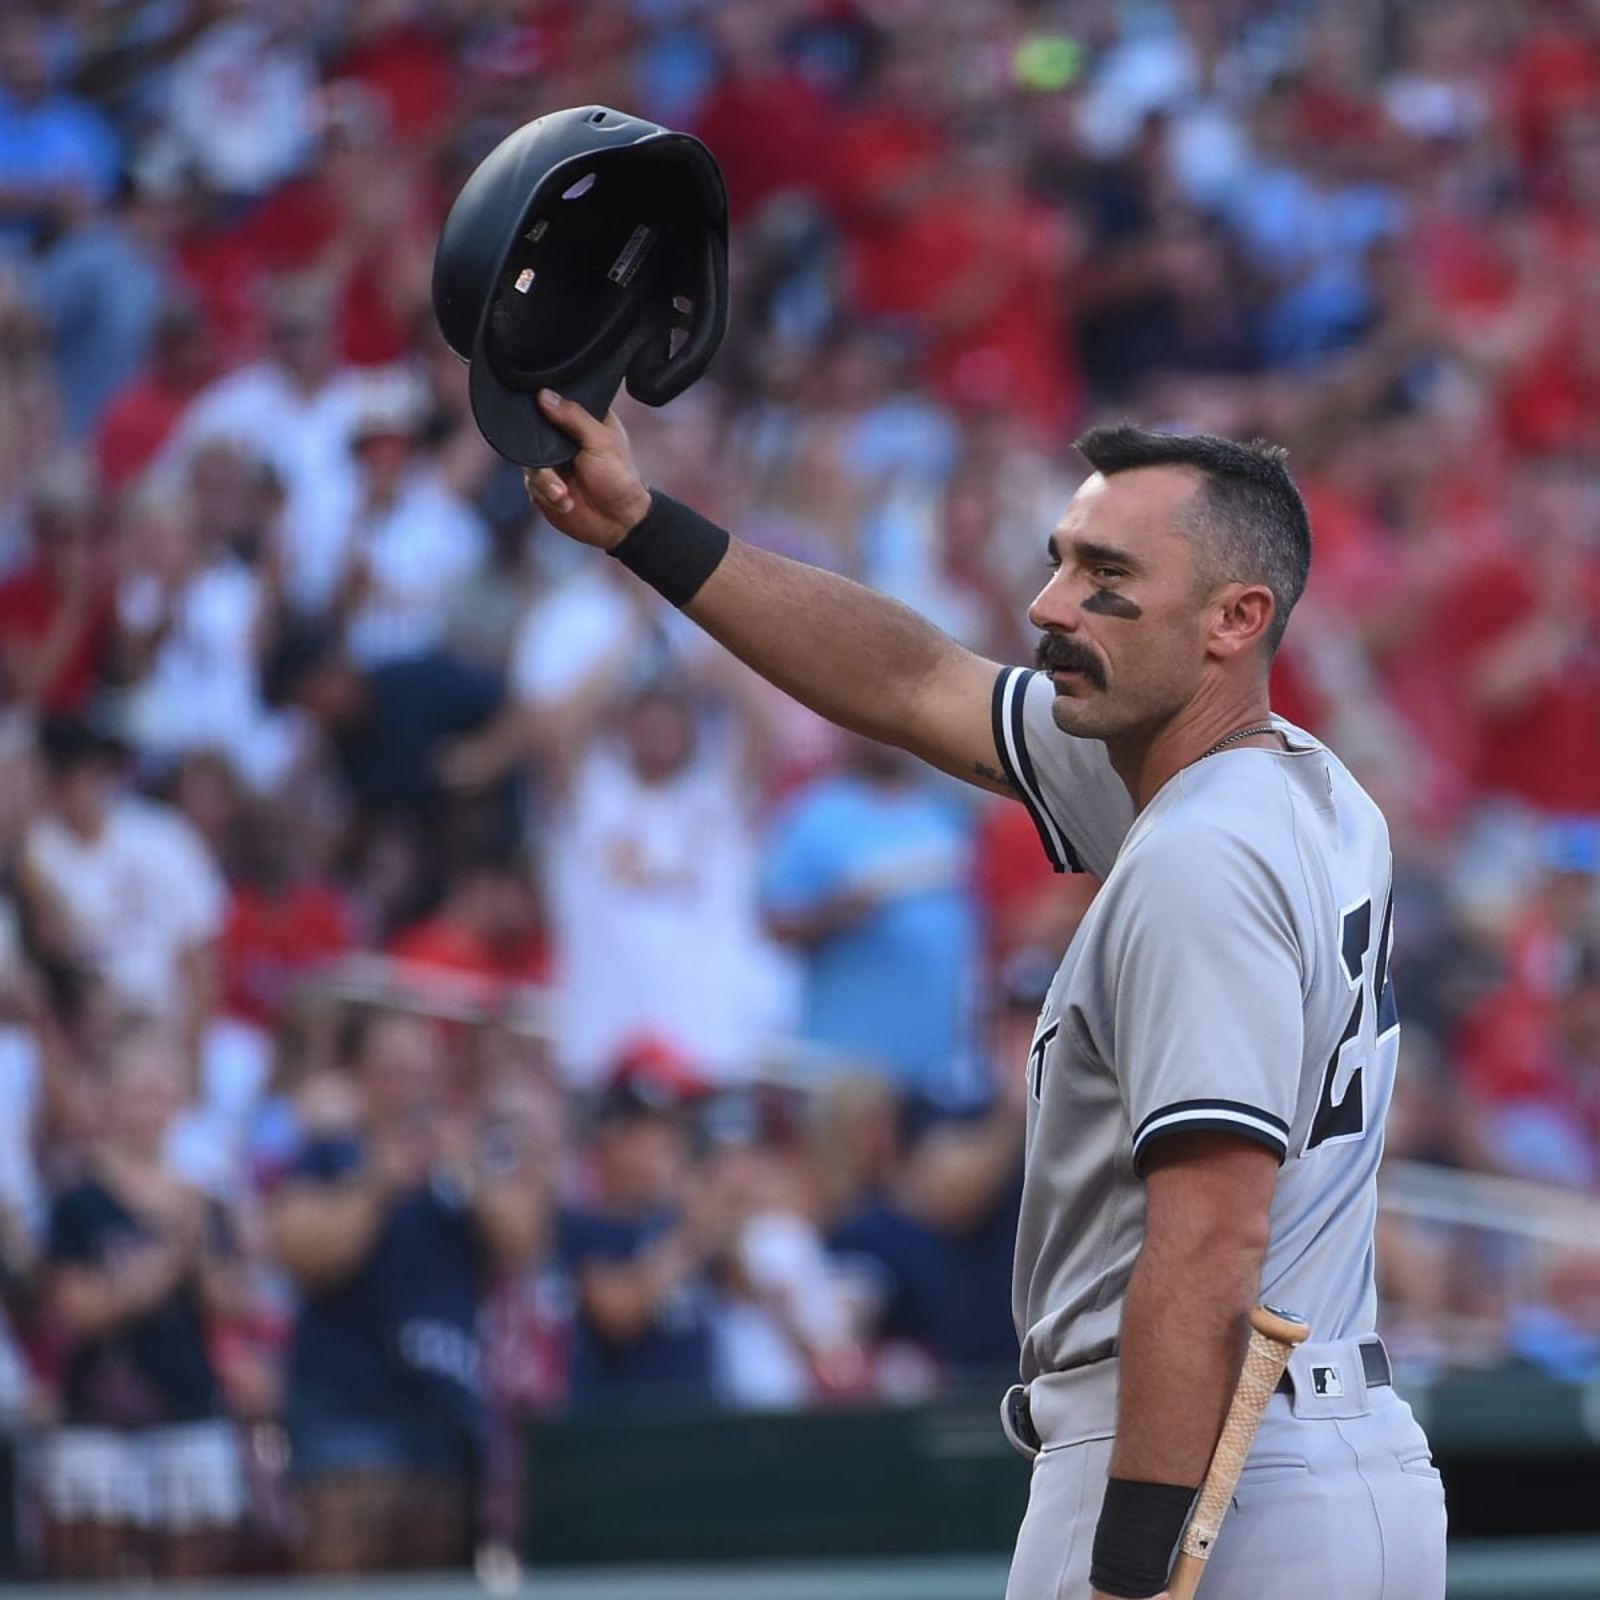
[523,392,1015,796]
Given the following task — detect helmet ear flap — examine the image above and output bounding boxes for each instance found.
[626,229,728,407]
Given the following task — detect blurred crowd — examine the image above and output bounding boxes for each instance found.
[0,0,1598,1580]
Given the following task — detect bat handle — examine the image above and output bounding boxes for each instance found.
[1164,1305,1311,1600]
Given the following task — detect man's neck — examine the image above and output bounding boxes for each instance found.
[1107,699,1279,812]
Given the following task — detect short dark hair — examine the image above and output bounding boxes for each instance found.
[1074,423,1312,654]
[37,714,126,776]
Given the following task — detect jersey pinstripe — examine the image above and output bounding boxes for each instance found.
[992,666,1399,1381]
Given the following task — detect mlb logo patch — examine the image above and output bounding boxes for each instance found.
[1311,1365,1345,1398]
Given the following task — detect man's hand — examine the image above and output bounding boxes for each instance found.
[522,392,653,551]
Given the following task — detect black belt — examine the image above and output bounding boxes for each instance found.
[1276,1337,1391,1396]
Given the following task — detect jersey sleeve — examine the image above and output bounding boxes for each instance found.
[1104,825,1304,1176]
[990,666,1134,879]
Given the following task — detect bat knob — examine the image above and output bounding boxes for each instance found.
[1252,1304,1312,1345]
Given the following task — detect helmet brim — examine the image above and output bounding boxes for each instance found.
[467,322,627,467]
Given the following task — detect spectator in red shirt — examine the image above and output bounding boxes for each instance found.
[386,842,546,997]
[221,87,437,368]
[842,123,1080,437]
[691,7,840,222]
[95,299,216,492]
[1464,940,1600,1194]
[1284,9,1390,156]
[222,799,354,1035]
[971,795,1097,978]
[1431,464,1600,815]
[1496,107,1600,458]
[1498,291,1600,461]
[831,44,951,317]
[322,5,459,158]
[1509,0,1600,191]
[0,465,114,716]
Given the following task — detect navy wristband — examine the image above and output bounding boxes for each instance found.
[1089,1477,1196,1598]
[608,490,730,608]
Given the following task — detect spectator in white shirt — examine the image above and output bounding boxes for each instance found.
[112,475,293,791]
[506,553,642,721]
[332,371,488,669]
[544,679,793,1086]
[24,718,226,1076]
[155,273,369,613]
[156,0,318,200]
[436,527,676,797]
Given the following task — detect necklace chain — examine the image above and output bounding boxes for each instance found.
[1199,722,1279,760]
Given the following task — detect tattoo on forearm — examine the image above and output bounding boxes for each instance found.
[974,762,1018,792]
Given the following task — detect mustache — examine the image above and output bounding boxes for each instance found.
[1034,633,1107,690]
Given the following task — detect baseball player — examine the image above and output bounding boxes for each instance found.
[523,391,1447,1599]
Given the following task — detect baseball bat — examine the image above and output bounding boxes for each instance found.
[1165,1304,1311,1600]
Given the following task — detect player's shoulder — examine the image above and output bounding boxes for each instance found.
[1263,717,1394,860]
[1181,725,1391,893]
[1122,788,1298,898]
[1120,732,1334,895]
[1172,718,1382,829]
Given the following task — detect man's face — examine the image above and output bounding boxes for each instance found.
[1027,467,1218,743]
[625,694,696,782]
[54,759,115,837]
[266,304,333,382]
[355,431,413,493]
[595,1116,690,1210]
[361,1013,445,1126]
[106,1036,185,1150]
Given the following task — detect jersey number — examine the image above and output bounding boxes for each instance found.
[1028,1022,1059,1101]
[1306,891,1396,1153]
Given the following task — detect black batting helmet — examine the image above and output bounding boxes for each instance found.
[432,105,729,468]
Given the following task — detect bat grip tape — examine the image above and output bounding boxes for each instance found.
[1089,1478,1198,1599]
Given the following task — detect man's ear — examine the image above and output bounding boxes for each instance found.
[1206,583,1276,660]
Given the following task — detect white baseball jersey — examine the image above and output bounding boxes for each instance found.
[991,666,1399,1383]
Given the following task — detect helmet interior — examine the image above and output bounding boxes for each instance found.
[483,145,697,391]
